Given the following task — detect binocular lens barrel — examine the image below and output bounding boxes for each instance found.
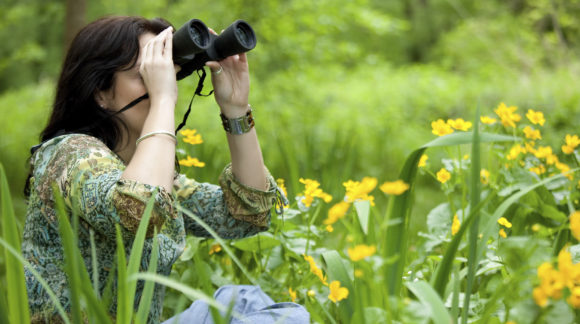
[172,19,257,80]
[172,19,211,66]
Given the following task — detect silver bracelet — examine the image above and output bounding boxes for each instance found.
[136,130,177,146]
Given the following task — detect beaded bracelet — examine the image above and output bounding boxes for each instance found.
[136,130,177,146]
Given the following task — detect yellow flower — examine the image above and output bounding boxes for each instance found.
[480,116,497,124]
[463,154,469,160]
[499,228,507,238]
[537,261,564,299]
[507,145,525,161]
[418,154,428,167]
[565,134,580,149]
[180,129,204,145]
[431,119,454,136]
[532,223,541,232]
[288,287,297,302]
[480,169,490,184]
[494,102,521,128]
[533,286,549,307]
[209,243,222,255]
[436,168,451,184]
[276,179,288,198]
[557,248,577,288]
[299,178,332,207]
[347,244,377,261]
[570,211,580,241]
[324,201,351,225]
[498,217,512,228]
[447,118,472,131]
[523,126,542,140]
[343,177,377,206]
[529,165,546,176]
[303,255,328,285]
[354,269,364,278]
[276,179,290,208]
[451,214,460,236]
[307,290,316,298]
[179,156,206,167]
[379,180,410,196]
[328,281,349,303]
[563,145,575,154]
[534,146,553,159]
[567,286,580,308]
[556,162,573,180]
[545,154,559,166]
[326,224,334,232]
[526,109,545,126]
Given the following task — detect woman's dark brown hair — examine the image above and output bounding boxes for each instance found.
[25,16,172,196]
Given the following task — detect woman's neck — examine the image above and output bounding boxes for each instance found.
[114,133,137,164]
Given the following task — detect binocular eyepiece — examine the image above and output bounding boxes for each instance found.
[173,19,257,80]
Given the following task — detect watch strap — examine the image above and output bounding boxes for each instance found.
[220,109,255,135]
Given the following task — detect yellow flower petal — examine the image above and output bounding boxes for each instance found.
[328,281,349,303]
[379,180,410,196]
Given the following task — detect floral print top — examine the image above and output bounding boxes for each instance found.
[22,134,277,323]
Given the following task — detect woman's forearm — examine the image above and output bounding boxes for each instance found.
[121,100,176,192]
[226,128,268,191]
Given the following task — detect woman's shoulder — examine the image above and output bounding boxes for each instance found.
[31,134,118,172]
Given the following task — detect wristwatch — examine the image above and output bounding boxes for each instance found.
[220,109,255,135]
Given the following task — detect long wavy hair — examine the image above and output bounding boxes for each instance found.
[25,16,172,196]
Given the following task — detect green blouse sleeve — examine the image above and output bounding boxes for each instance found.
[174,163,277,239]
[39,135,183,241]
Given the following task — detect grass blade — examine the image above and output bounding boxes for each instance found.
[177,205,257,285]
[130,272,247,322]
[53,186,83,324]
[430,192,496,296]
[125,193,156,321]
[136,230,159,324]
[0,237,71,324]
[406,281,452,324]
[462,104,481,324]
[115,225,129,323]
[0,163,30,324]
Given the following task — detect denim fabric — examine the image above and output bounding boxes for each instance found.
[163,285,310,324]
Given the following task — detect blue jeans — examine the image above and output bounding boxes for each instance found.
[163,285,310,324]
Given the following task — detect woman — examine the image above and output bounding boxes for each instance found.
[23,16,306,323]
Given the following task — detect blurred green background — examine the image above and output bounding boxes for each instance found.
[2,0,580,235]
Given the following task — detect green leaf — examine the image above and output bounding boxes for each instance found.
[406,281,452,324]
[0,163,30,324]
[231,232,281,251]
[354,200,370,235]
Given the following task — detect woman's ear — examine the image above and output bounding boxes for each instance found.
[94,90,112,110]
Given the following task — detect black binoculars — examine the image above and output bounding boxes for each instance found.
[173,19,257,80]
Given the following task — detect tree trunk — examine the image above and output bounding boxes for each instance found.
[64,0,87,52]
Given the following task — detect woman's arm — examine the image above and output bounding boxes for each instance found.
[206,51,269,191]
[121,27,177,192]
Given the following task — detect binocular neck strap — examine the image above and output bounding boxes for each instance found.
[175,68,214,133]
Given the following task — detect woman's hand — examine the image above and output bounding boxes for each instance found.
[205,29,251,118]
[139,27,178,108]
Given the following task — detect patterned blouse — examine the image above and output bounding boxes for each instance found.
[22,134,278,323]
